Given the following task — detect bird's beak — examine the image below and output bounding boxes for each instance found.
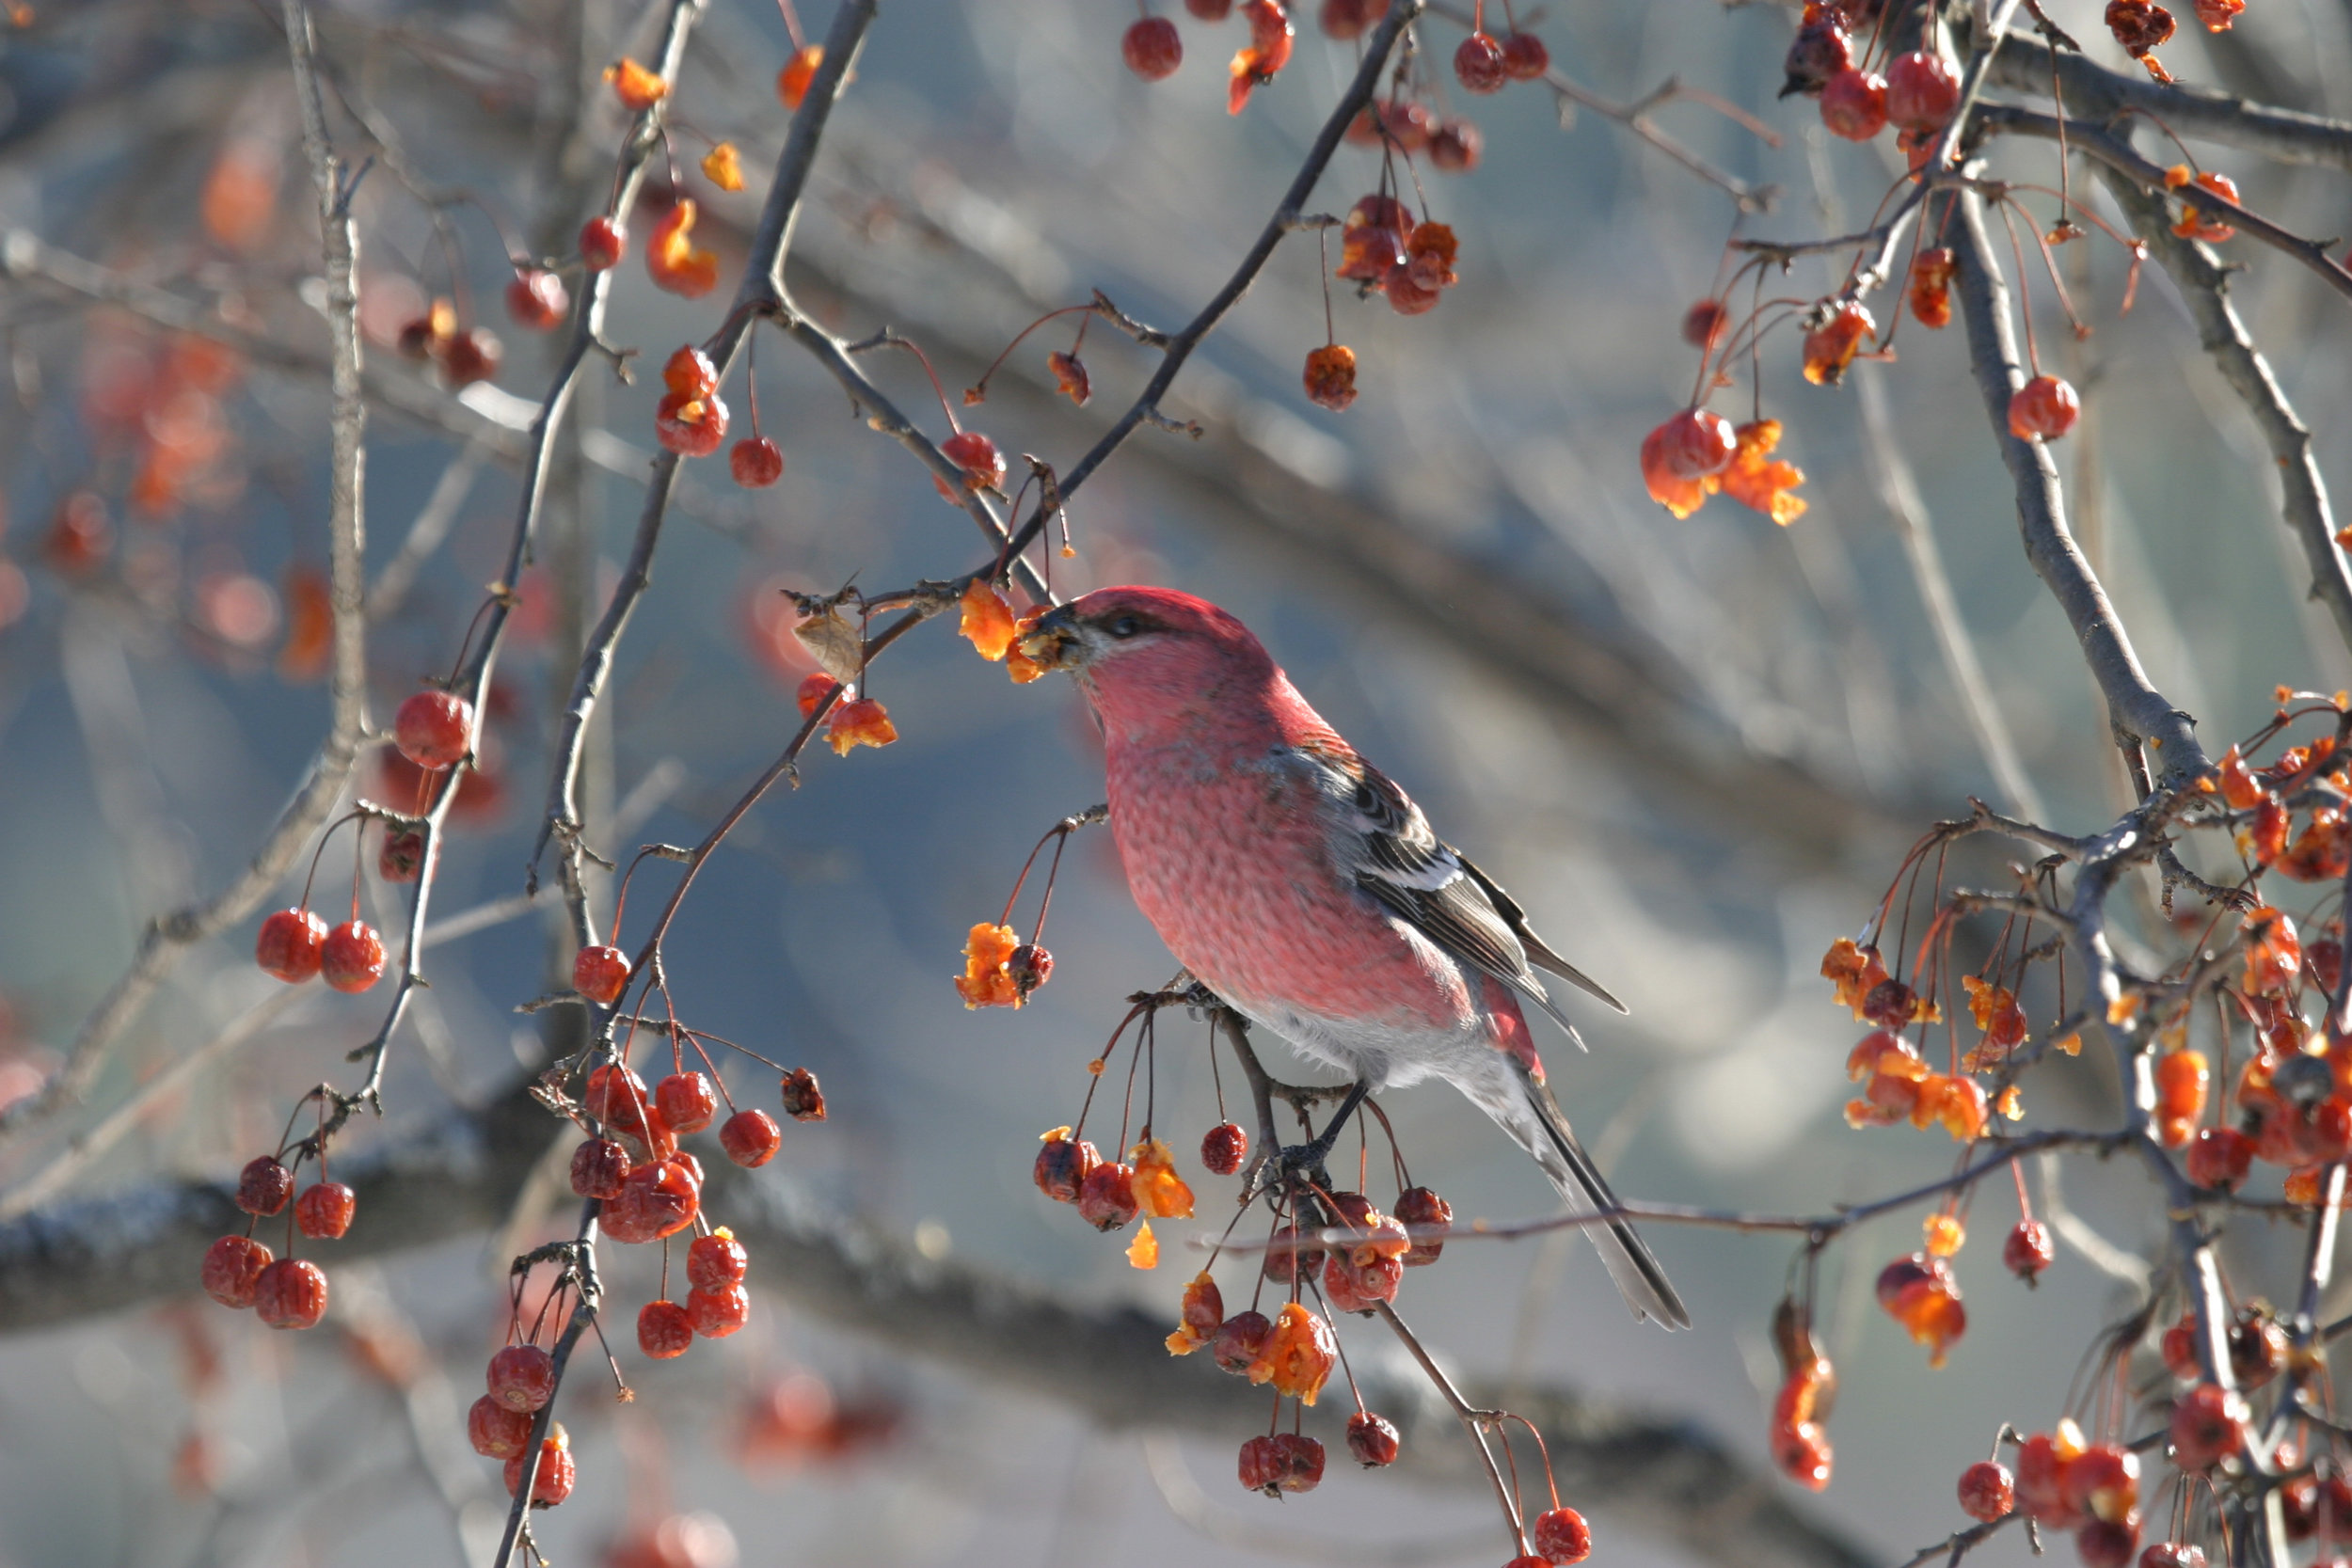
[1017,604,1087,672]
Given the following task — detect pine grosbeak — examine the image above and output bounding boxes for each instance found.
[1021,586,1687,1328]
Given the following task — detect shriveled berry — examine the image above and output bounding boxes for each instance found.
[257,908,328,983]
[731,436,785,488]
[1210,1309,1272,1374]
[1238,1433,1284,1495]
[688,1282,750,1338]
[2003,1218,2055,1283]
[505,1429,575,1506]
[468,1392,534,1458]
[638,1299,693,1358]
[200,1234,273,1308]
[438,328,501,388]
[488,1344,558,1412]
[1885,51,1961,132]
[1303,343,1359,411]
[236,1156,294,1216]
[719,1108,782,1167]
[1820,69,1889,140]
[1346,1411,1400,1466]
[655,390,730,457]
[1532,1506,1593,1564]
[1122,16,1183,79]
[1077,1161,1139,1230]
[1200,1121,1248,1175]
[688,1230,748,1291]
[321,920,386,993]
[378,829,424,882]
[1007,943,1054,999]
[1454,32,1506,94]
[1394,1185,1451,1265]
[294,1181,355,1240]
[580,217,626,270]
[586,1063,654,1138]
[573,944,630,1005]
[1035,1130,1102,1202]
[941,430,1006,492]
[254,1258,328,1329]
[1267,1432,1324,1494]
[1656,408,1738,480]
[570,1137,630,1200]
[655,1072,718,1135]
[1959,1459,2015,1521]
[780,1067,826,1121]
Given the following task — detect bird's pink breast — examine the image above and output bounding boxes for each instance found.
[1104,740,1471,1032]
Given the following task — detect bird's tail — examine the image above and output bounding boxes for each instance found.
[1483,1060,1691,1330]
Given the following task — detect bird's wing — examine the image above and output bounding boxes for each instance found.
[1291,737,1624,1037]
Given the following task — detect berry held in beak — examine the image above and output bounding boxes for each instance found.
[1016,605,1086,671]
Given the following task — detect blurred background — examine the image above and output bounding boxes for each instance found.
[0,0,2347,1564]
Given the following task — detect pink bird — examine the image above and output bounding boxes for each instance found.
[1022,585,1687,1328]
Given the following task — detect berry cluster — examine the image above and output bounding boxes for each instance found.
[199,1125,355,1332]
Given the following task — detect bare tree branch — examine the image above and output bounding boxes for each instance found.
[1987,35,2352,173]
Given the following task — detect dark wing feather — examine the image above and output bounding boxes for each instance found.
[1295,739,1618,1037]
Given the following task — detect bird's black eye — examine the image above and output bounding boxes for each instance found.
[1106,613,1143,640]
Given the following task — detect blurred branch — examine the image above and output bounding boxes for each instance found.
[0,0,376,1145]
[0,1069,1872,1568]
[1987,35,2352,172]
[1948,185,2209,785]
[2063,155,2352,659]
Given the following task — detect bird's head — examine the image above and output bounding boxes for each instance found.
[1018,586,1279,736]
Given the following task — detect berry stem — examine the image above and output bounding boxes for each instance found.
[967,304,1100,403]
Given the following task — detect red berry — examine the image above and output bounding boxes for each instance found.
[2003,1218,2055,1283]
[1454,32,1507,94]
[1656,408,1739,480]
[580,216,625,270]
[688,1231,748,1291]
[236,1156,294,1216]
[1076,1162,1138,1230]
[505,268,570,331]
[585,1063,654,1138]
[688,1282,750,1338]
[1532,1506,1593,1564]
[1683,299,1730,350]
[1267,1432,1324,1494]
[941,430,1006,492]
[2142,1545,2208,1568]
[1122,16,1183,79]
[2062,1444,2140,1525]
[2186,1126,2253,1190]
[254,1258,329,1329]
[780,1067,827,1121]
[294,1181,355,1240]
[1820,69,1888,140]
[398,689,476,770]
[570,1137,630,1200]
[439,328,501,388]
[1501,31,1549,79]
[1184,0,1230,16]
[655,1072,718,1135]
[378,828,424,883]
[655,390,730,457]
[1209,1309,1272,1374]
[1959,1460,2015,1521]
[1321,1247,1402,1312]
[1035,1132,1102,1202]
[639,1299,694,1358]
[1200,1121,1248,1176]
[321,920,386,993]
[663,345,719,398]
[730,436,785,488]
[1428,119,1483,173]
[573,944,630,1005]
[256,908,328,983]
[1238,1433,1284,1494]
[2009,374,2081,440]
[1008,943,1053,997]
[1885,51,1962,132]
[488,1344,558,1412]
[2078,1520,2141,1568]
[1346,1411,1399,1466]
[718,1108,781,1167]
[2170,1382,2248,1470]
[505,1431,575,1506]
[602,1156,701,1243]
[468,1393,534,1458]
[1393,1185,1451,1265]
[200,1234,273,1308]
